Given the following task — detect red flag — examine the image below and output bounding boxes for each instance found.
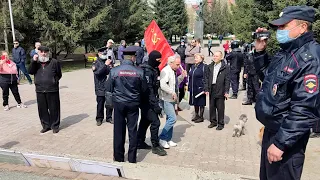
[144,20,174,71]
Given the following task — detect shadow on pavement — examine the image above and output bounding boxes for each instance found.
[0,141,20,149]
[60,113,89,130]
[136,149,151,162]
[24,99,37,106]
[172,124,192,143]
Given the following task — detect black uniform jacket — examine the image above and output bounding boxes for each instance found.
[109,59,147,106]
[226,48,244,73]
[254,32,320,151]
[204,60,230,98]
[140,63,161,110]
[244,52,257,75]
[28,58,62,93]
[92,58,111,96]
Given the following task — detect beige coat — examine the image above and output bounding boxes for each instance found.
[185,45,201,64]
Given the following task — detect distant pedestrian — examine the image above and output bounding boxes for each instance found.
[30,42,41,58]
[135,42,144,66]
[218,35,224,44]
[105,39,116,66]
[175,40,186,63]
[117,40,126,62]
[12,40,32,84]
[185,40,201,73]
[223,40,230,58]
[0,51,27,111]
[29,46,62,134]
[208,36,213,56]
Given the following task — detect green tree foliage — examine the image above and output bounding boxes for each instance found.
[153,0,188,41]
[203,0,231,36]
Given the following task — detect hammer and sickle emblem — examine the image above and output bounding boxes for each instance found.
[151,29,160,45]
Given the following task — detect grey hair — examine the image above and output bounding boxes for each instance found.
[167,54,181,64]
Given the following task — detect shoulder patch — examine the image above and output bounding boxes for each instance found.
[118,70,138,77]
[304,74,318,93]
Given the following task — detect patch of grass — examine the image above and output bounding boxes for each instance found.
[60,61,89,73]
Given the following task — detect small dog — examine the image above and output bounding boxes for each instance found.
[258,126,265,145]
[232,114,248,137]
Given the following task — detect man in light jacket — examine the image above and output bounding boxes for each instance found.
[159,54,187,149]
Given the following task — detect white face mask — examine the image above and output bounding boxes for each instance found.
[39,56,49,62]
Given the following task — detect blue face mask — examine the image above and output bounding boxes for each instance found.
[276,25,302,44]
[276,29,294,44]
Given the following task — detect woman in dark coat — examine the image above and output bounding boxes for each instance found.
[188,53,206,123]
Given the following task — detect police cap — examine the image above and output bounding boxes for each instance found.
[231,41,240,49]
[38,46,50,52]
[123,46,140,56]
[270,5,315,26]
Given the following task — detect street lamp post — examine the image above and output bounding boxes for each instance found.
[8,0,15,41]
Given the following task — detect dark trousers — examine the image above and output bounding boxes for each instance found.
[113,101,139,163]
[36,92,60,130]
[242,72,247,89]
[247,74,261,101]
[0,82,22,106]
[178,87,185,102]
[16,62,32,83]
[208,46,213,56]
[260,128,309,180]
[224,51,228,58]
[209,85,225,127]
[96,96,113,122]
[313,119,320,133]
[137,105,161,147]
[230,72,240,95]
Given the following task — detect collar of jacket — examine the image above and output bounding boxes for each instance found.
[122,59,134,65]
[280,31,314,53]
[195,62,204,67]
[210,60,226,70]
[141,63,157,71]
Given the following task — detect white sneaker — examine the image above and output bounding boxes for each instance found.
[17,103,27,108]
[159,140,170,149]
[168,141,177,147]
[4,105,9,111]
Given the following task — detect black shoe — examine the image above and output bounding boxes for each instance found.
[96,121,102,126]
[242,101,253,105]
[106,118,113,124]
[152,146,167,156]
[310,132,320,138]
[137,142,152,149]
[53,129,60,134]
[192,115,200,122]
[208,123,217,128]
[229,95,238,99]
[194,117,204,123]
[40,128,51,133]
[216,126,224,131]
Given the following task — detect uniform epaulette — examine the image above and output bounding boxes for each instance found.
[300,50,314,62]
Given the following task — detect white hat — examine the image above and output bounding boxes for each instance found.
[107,39,114,44]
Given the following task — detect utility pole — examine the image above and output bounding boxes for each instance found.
[2,0,9,51]
[8,0,15,42]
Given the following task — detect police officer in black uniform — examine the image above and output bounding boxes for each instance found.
[242,43,260,105]
[109,46,147,163]
[92,47,112,126]
[226,41,245,99]
[254,6,320,180]
[137,50,167,156]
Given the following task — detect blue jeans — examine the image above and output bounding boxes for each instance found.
[17,62,32,83]
[159,101,176,141]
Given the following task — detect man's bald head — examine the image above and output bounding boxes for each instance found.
[213,51,223,63]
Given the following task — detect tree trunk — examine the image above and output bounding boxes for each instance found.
[2,1,9,52]
[84,43,88,53]
[175,35,177,42]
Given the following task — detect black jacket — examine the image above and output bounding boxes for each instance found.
[254,32,320,151]
[136,47,145,66]
[28,59,62,93]
[244,52,256,75]
[140,63,161,112]
[204,61,230,98]
[93,58,111,96]
[176,45,186,61]
[109,59,147,106]
[226,48,244,73]
[0,74,18,84]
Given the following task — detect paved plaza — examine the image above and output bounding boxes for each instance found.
[0,42,319,179]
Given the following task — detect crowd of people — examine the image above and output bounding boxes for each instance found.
[2,4,320,180]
